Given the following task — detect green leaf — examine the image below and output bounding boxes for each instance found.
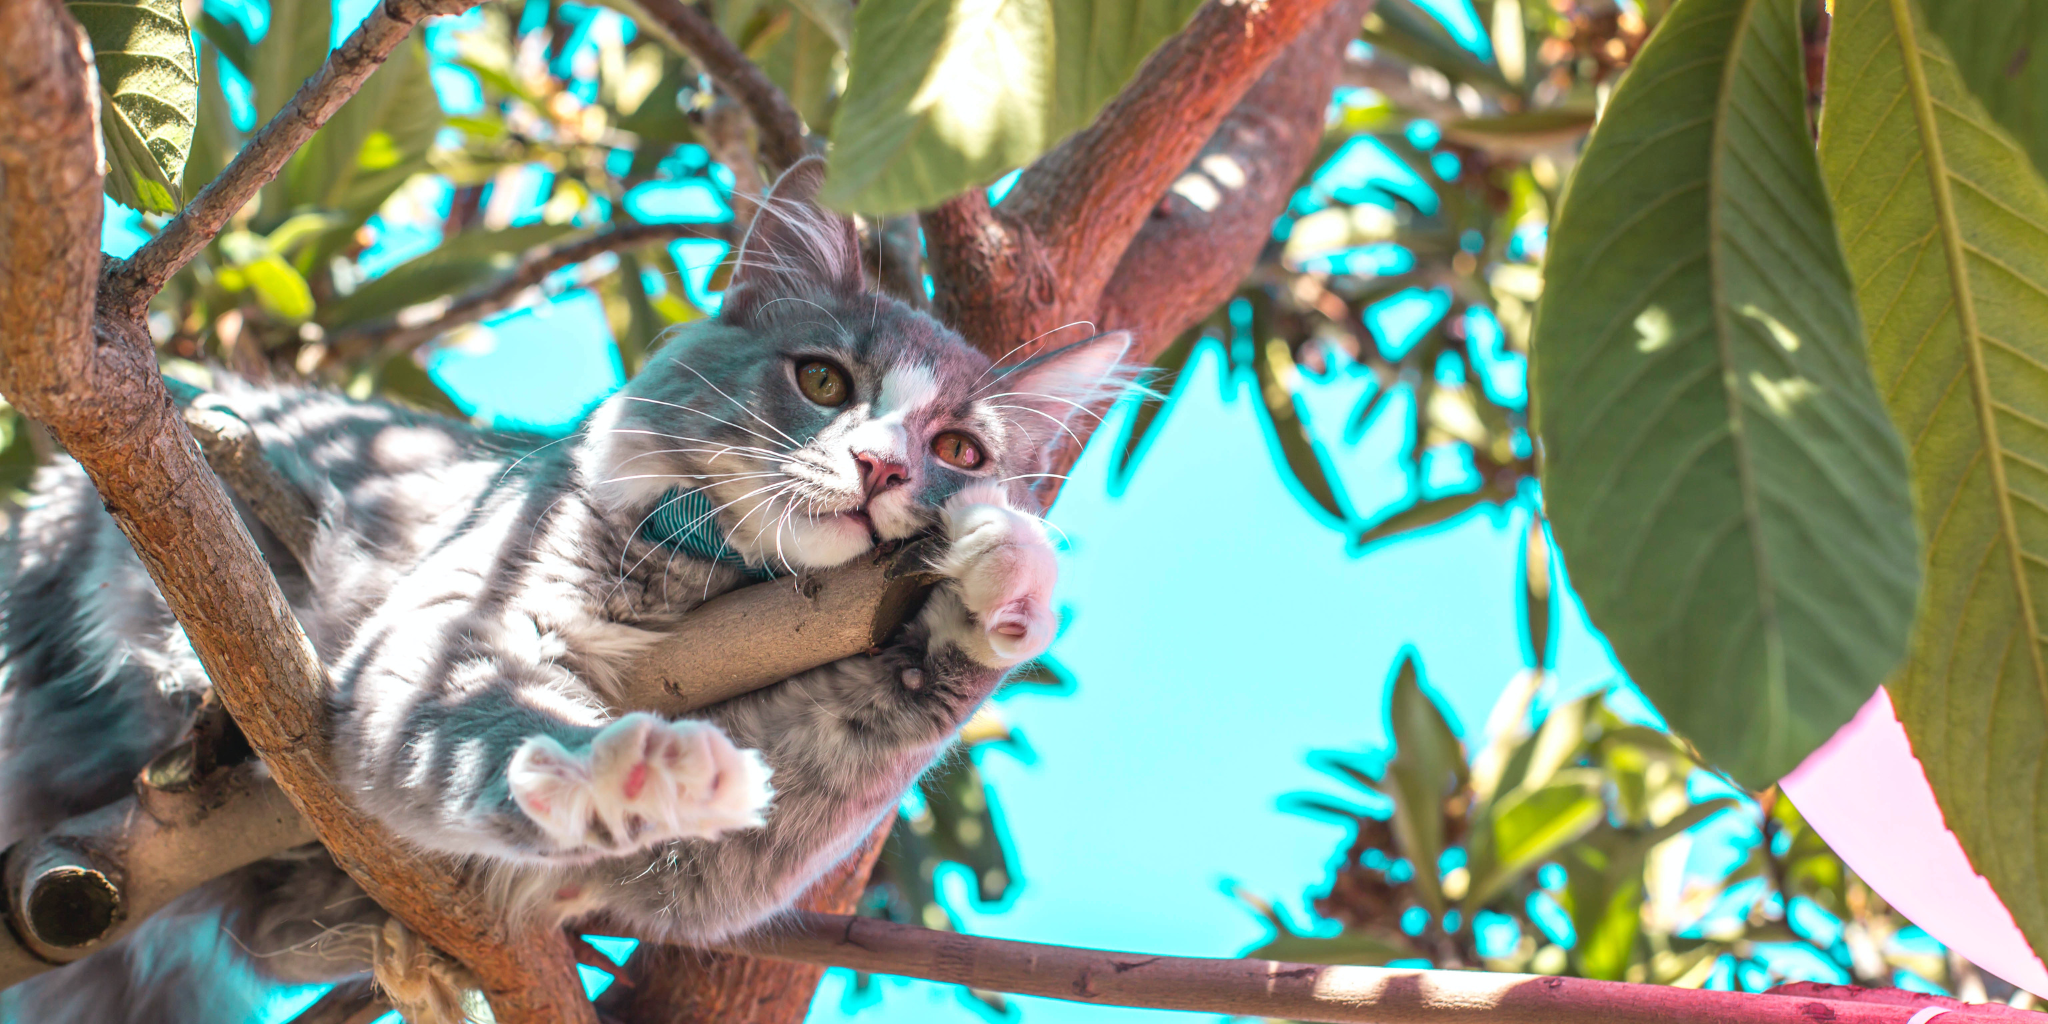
[253,0,333,224]
[1468,769,1605,908]
[787,0,853,50]
[1820,0,2048,962]
[821,0,1204,213]
[285,38,442,222]
[1249,930,1417,967]
[68,0,198,213]
[194,10,254,76]
[1381,653,1466,916]
[182,44,241,202]
[1437,108,1596,157]
[1251,333,1352,529]
[239,255,315,322]
[758,1,843,131]
[375,352,464,417]
[1364,0,1515,97]
[253,0,332,124]
[0,406,39,502]
[320,224,581,328]
[1530,0,1920,788]
[1357,491,1494,548]
[1917,2,2048,188]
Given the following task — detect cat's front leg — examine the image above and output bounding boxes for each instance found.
[926,487,1061,671]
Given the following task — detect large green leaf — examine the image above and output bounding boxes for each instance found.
[1819,0,2048,962]
[1467,768,1605,908]
[820,0,1204,214]
[68,0,198,213]
[1530,0,1920,788]
[1917,3,2048,188]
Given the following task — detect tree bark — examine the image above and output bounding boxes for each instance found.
[597,826,892,1023]
[719,913,2024,1024]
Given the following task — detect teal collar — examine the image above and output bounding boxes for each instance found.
[642,487,785,582]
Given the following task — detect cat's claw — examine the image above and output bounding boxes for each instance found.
[937,492,1059,667]
[506,713,772,858]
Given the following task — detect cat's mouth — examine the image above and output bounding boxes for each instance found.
[834,509,880,543]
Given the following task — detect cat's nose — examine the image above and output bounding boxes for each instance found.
[853,452,909,497]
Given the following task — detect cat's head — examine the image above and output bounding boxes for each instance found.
[583,158,1129,573]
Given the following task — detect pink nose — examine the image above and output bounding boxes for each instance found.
[854,453,909,497]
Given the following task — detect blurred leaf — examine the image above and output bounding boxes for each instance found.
[1357,491,1492,548]
[1437,108,1596,157]
[1532,0,1919,787]
[1247,299,1351,526]
[321,224,580,327]
[287,38,443,223]
[239,256,315,322]
[0,407,38,501]
[1572,869,1643,980]
[193,10,254,76]
[69,0,198,212]
[1249,930,1416,966]
[1919,3,2048,188]
[615,53,699,146]
[787,0,853,50]
[1469,769,1604,908]
[871,749,1014,929]
[1382,654,1465,916]
[1522,516,1553,671]
[375,352,464,416]
[1108,328,1197,494]
[758,1,842,130]
[1821,0,2048,960]
[822,0,1204,213]
[253,0,332,124]
[1365,0,1515,96]
[182,44,241,202]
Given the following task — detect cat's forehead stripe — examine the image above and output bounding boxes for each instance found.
[875,364,939,419]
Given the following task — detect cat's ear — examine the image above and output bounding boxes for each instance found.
[989,331,1134,454]
[721,156,864,325]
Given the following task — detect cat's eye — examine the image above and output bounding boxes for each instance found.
[932,431,984,470]
[796,360,850,406]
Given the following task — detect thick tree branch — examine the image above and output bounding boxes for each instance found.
[1096,0,1373,364]
[627,0,810,175]
[720,913,2022,1024]
[101,0,485,311]
[0,0,591,1018]
[327,220,730,361]
[930,0,1349,357]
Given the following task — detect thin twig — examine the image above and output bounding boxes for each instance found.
[103,0,486,312]
[628,0,810,174]
[328,220,729,360]
[720,913,2024,1024]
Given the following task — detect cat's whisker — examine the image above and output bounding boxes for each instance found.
[976,390,1107,423]
[967,320,1098,392]
[662,359,804,449]
[988,403,1086,447]
[620,396,795,452]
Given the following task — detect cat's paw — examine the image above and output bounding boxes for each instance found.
[935,491,1058,667]
[506,714,772,859]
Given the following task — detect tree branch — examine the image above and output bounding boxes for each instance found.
[719,913,2021,1024]
[101,0,486,312]
[930,0,1350,357]
[0,0,592,1017]
[627,0,810,175]
[1095,0,1374,365]
[327,220,730,361]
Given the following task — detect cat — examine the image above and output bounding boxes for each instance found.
[0,157,1129,1023]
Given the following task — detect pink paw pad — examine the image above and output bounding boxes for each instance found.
[507,713,773,858]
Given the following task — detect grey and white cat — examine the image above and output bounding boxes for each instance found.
[0,159,1127,1023]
